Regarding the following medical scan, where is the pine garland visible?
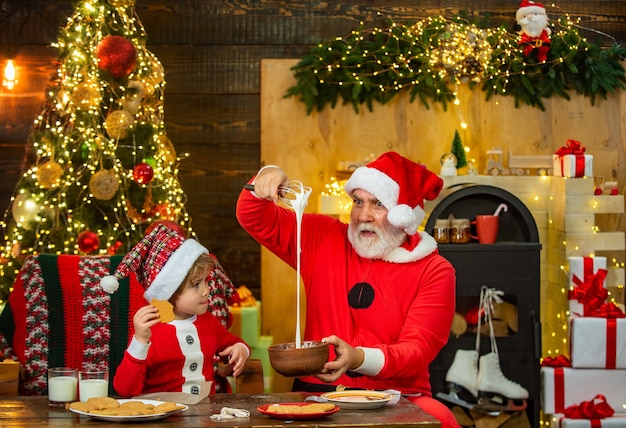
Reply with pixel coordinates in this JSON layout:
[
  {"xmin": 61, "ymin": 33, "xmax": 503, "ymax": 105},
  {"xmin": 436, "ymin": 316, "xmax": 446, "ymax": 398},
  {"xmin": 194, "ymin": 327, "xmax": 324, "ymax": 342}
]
[{"xmin": 286, "ymin": 15, "xmax": 626, "ymax": 113}]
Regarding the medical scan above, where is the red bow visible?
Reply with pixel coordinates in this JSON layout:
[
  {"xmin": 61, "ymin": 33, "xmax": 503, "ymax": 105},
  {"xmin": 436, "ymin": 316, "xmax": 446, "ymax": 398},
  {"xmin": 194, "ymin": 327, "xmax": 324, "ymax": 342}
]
[
  {"xmin": 555, "ymin": 139, "xmax": 586, "ymax": 156},
  {"xmin": 570, "ymin": 269, "xmax": 609, "ymax": 314},
  {"xmin": 587, "ymin": 301, "xmax": 626, "ymax": 318},
  {"xmin": 541, "ymin": 355, "xmax": 572, "ymax": 367},
  {"xmin": 562, "ymin": 394, "xmax": 615, "ymax": 419}
]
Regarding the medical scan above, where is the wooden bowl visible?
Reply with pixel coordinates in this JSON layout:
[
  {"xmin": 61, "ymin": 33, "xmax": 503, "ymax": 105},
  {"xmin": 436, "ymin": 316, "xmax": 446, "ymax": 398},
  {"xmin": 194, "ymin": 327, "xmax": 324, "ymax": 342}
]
[{"xmin": 268, "ymin": 340, "xmax": 329, "ymax": 377}]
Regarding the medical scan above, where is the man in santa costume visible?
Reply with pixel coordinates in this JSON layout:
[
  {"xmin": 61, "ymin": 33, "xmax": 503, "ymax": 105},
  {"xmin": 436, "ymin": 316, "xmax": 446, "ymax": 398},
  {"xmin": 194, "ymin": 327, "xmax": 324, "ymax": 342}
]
[
  {"xmin": 237, "ymin": 152, "xmax": 459, "ymax": 427},
  {"xmin": 516, "ymin": 0, "xmax": 551, "ymax": 62},
  {"xmin": 100, "ymin": 224, "xmax": 250, "ymax": 397}
]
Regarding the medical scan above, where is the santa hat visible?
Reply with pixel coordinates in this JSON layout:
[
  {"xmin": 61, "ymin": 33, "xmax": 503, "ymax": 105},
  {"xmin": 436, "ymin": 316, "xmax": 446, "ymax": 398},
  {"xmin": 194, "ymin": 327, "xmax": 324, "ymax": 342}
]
[
  {"xmin": 344, "ymin": 152, "xmax": 443, "ymax": 235},
  {"xmin": 100, "ymin": 223, "xmax": 208, "ymax": 301},
  {"xmin": 516, "ymin": 0, "xmax": 546, "ymax": 21}
]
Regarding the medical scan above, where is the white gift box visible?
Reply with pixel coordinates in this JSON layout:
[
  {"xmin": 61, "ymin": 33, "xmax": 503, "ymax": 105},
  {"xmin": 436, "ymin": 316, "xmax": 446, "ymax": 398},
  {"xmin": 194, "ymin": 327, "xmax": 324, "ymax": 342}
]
[
  {"xmin": 568, "ymin": 257, "xmax": 607, "ymax": 317},
  {"xmin": 551, "ymin": 414, "xmax": 626, "ymax": 427},
  {"xmin": 553, "ymin": 153, "xmax": 593, "ymax": 177},
  {"xmin": 570, "ymin": 317, "xmax": 626, "ymax": 369},
  {"xmin": 541, "ymin": 367, "xmax": 626, "ymax": 414}
]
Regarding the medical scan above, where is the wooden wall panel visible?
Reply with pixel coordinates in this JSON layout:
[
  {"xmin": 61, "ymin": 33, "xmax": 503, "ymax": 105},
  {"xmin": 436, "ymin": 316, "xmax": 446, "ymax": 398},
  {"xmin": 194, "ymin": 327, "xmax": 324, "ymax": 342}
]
[{"xmin": 1, "ymin": 0, "xmax": 625, "ymax": 300}]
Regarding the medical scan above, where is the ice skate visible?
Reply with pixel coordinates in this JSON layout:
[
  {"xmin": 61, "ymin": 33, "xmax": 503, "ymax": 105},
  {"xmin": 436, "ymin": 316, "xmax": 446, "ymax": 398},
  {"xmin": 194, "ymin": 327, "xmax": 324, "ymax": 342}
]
[
  {"xmin": 436, "ymin": 349, "xmax": 479, "ymax": 410},
  {"xmin": 476, "ymin": 351, "xmax": 528, "ymax": 412},
  {"xmin": 473, "ymin": 286, "xmax": 528, "ymax": 413}
]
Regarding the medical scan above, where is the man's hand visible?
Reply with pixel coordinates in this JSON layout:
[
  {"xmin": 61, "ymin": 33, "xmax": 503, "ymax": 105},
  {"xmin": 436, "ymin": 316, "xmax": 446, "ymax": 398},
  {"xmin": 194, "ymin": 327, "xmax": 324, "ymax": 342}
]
[
  {"xmin": 315, "ymin": 335, "xmax": 365, "ymax": 383},
  {"xmin": 250, "ymin": 166, "xmax": 289, "ymax": 203}
]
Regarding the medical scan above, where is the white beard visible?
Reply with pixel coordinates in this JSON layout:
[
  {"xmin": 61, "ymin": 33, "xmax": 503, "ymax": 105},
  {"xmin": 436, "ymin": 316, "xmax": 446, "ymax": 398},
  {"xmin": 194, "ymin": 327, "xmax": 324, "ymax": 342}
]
[
  {"xmin": 520, "ymin": 14, "xmax": 548, "ymax": 38},
  {"xmin": 348, "ymin": 221, "xmax": 406, "ymax": 259}
]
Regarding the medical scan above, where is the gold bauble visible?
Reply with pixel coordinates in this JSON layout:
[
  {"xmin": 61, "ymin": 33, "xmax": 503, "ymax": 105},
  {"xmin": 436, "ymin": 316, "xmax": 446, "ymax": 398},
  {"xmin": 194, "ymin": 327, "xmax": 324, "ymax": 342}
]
[
  {"xmin": 108, "ymin": 0, "xmax": 135, "ymax": 6},
  {"xmin": 36, "ymin": 161, "xmax": 64, "ymax": 188},
  {"xmin": 156, "ymin": 135, "xmax": 176, "ymax": 165},
  {"xmin": 105, "ymin": 110, "xmax": 135, "ymax": 140},
  {"xmin": 89, "ymin": 169, "xmax": 119, "ymax": 201},
  {"xmin": 71, "ymin": 82, "xmax": 101, "ymax": 110}
]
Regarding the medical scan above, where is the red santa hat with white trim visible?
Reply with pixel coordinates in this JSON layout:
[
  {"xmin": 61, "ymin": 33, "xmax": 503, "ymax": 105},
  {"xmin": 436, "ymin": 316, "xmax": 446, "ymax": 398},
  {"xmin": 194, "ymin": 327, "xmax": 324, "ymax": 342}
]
[
  {"xmin": 100, "ymin": 223, "xmax": 208, "ymax": 301},
  {"xmin": 516, "ymin": 0, "xmax": 546, "ymax": 22},
  {"xmin": 344, "ymin": 151, "xmax": 443, "ymax": 235}
]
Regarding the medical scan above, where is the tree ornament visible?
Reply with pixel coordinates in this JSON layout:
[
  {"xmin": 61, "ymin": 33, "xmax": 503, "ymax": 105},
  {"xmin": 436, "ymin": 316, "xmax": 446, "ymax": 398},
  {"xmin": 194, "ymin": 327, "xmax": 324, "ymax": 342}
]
[
  {"xmin": 123, "ymin": 80, "xmax": 145, "ymax": 114},
  {"xmin": 89, "ymin": 169, "xmax": 119, "ymax": 200},
  {"xmin": 96, "ymin": 35, "xmax": 137, "ymax": 79},
  {"xmin": 108, "ymin": 240, "xmax": 123, "ymax": 255},
  {"xmin": 71, "ymin": 81, "xmax": 101, "ymax": 110},
  {"xmin": 105, "ymin": 110, "xmax": 135, "ymax": 139},
  {"xmin": 108, "ymin": 0, "xmax": 135, "ymax": 7},
  {"xmin": 11, "ymin": 192, "xmax": 39, "ymax": 226},
  {"xmin": 132, "ymin": 162, "xmax": 154, "ymax": 184},
  {"xmin": 36, "ymin": 160, "xmax": 64, "ymax": 188},
  {"xmin": 77, "ymin": 230, "xmax": 100, "ymax": 254},
  {"xmin": 156, "ymin": 135, "xmax": 176, "ymax": 164},
  {"xmin": 516, "ymin": 0, "xmax": 551, "ymax": 63}
]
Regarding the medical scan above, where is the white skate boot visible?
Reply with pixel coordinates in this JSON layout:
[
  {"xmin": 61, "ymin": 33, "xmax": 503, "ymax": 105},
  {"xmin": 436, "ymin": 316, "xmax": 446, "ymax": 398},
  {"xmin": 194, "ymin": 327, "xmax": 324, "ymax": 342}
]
[
  {"xmin": 436, "ymin": 349, "xmax": 479, "ymax": 409},
  {"xmin": 476, "ymin": 351, "xmax": 528, "ymax": 411}
]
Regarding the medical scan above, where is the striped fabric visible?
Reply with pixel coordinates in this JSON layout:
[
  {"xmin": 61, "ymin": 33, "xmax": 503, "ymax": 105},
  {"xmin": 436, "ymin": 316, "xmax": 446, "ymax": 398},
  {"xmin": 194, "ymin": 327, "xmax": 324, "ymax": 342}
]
[{"xmin": 0, "ymin": 253, "xmax": 237, "ymax": 395}]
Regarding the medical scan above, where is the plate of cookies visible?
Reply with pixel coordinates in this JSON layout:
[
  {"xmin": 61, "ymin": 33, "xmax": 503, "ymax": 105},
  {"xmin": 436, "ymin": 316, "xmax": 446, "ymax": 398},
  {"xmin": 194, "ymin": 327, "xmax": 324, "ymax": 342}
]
[
  {"xmin": 69, "ymin": 397, "xmax": 188, "ymax": 422},
  {"xmin": 257, "ymin": 402, "xmax": 339, "ymax": 420}
]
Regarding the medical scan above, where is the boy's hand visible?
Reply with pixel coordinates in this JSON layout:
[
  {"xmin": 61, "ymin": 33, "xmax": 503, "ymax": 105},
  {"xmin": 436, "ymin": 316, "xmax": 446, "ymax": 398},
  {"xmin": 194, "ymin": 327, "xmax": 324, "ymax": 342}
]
[
  {"xmin": 218, "ymin": 344, "xmax": 250, "ymax": 377},
  {"xmin": 133, "ymin": 304, "xmax": 161, "ymax": 344}
]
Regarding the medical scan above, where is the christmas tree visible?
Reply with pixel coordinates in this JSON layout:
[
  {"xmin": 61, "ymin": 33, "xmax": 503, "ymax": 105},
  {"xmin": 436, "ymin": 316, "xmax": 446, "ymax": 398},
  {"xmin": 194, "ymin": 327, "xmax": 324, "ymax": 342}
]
[
  {"xmin": 450, "ymin": 129, "xmax": 467, "ymax": 169},
  {"xmin": 0, "ymin": 0, "xmax": 192, "ymax": 303}
]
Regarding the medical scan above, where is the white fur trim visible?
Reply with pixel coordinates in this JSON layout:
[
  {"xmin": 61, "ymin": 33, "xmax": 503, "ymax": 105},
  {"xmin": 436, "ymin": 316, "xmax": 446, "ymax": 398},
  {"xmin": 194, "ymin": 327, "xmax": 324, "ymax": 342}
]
[
  {"xmin": 352, "ymin": 346, "xmax": 384, "ymax": 376},
  {"xmin": 144, "ymin": 239, "xmax": 208, "ymax": 301},
  {"xmin": 344, "ymin": 166, "xmax": 399, "ymax": 211},
  {"xmin": 383, "ymin": 232, "xmax": 438, "ymax": 263},
  {"xmin": 100, "ymin": 275, "xmax": 120, "ymax": 294}
]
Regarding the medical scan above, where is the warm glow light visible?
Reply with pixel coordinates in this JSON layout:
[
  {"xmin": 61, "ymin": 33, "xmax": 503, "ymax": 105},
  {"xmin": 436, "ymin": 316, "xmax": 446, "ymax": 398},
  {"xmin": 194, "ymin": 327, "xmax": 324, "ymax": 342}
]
[{"xmin": 2, "ymin": 59, "xmax": 17, "ymax": 90}]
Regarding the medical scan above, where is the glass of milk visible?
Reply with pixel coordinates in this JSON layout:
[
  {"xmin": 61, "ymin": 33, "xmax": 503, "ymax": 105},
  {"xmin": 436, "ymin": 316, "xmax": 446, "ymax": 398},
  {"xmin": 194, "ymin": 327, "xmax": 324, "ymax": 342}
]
[
  {"xmin": 48, "ymin": 367, "xmax": 78, "ymax": 407},
  {"xmin": 79, "ymin": 369, "xmax": 109, "ymax": 402}
]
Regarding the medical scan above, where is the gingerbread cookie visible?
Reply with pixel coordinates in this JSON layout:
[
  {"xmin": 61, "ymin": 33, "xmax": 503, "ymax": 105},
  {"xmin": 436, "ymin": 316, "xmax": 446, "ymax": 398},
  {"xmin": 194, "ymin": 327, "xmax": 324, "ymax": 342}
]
[{"xmin": 150, "ymin": 299, "xmax": 175, "ymax": 323}]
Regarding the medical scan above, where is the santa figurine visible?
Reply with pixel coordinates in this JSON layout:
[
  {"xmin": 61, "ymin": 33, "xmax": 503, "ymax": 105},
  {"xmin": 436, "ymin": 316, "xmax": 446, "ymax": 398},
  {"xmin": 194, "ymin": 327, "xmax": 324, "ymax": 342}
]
[{"xmin": 516, "ymin": 0, "xmax": 551, "ymax": 62}]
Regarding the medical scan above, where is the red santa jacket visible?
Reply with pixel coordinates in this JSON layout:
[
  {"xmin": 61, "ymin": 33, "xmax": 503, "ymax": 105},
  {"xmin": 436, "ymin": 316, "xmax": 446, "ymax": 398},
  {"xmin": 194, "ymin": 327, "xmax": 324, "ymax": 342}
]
[
  {"xmin": 113, "ymin": 312, "xmax": 249, "ymax": 397},
  {"xmin": 236, "ymin": 187, "xmax": 455, "ymax": 397}
]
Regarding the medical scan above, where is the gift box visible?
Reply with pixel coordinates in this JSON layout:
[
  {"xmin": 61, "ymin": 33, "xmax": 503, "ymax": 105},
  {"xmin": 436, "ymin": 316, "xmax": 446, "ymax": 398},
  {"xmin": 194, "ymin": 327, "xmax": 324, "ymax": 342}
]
[
  {"xmin": 229, "ymin": 301, "xmax": 261, "ymax": 347},
  {"xmin": 0, "ymin": 360, "xmax": 20, "ymax": 395},
  {"xmin": 250, "ymin": 335, "xmax": 273, "ymax": 392},
  {"xmin": 541, "ymin": 367, "xmax": 626, "ymax": 414},
  {"xmin": 553, "ymin": 140, "xmax": 593, "ymax": 178},
  {"xmin": 570, "ymin": 318, "xmax": 626, "ymax": 369},
  {"xmin": 551, "ymin": 414, "xmax": 626, "ymax": 427},
  {"xmin": 568, "ymin": 257, "xmax": 607, "ymax": 317}
]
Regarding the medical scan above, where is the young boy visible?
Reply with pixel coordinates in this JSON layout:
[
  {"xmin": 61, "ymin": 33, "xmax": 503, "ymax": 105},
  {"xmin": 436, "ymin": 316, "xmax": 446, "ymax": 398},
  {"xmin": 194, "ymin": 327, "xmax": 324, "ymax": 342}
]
[{"xmin": 100, "ymin": 224, "xmax": 250, "ymax": 397}]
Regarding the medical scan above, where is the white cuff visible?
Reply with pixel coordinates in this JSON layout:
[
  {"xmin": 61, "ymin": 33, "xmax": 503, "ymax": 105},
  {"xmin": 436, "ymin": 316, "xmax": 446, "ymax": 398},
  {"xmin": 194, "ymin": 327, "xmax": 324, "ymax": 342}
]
[
  {"xmin": 128, "ymin": 336, "xmax": 150, "ymax": 360},
  {"xmin": 352, "ymin": 346, "xmax": 384, "ymax": 376}
]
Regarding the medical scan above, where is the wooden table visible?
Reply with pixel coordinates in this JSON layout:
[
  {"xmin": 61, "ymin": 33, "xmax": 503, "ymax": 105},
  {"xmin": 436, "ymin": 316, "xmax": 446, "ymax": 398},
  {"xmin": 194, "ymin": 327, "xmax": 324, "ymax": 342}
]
[{"xmin": 0, "ymin": 392, "xmax": 441, "ymax": 427}]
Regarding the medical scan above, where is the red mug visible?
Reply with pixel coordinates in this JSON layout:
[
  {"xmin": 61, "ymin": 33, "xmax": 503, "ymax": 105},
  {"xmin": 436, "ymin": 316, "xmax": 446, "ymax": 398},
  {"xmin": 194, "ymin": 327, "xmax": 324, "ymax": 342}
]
[{"xmin": 470, "ymin": 215, "xmax": 499, "ymax": 244}]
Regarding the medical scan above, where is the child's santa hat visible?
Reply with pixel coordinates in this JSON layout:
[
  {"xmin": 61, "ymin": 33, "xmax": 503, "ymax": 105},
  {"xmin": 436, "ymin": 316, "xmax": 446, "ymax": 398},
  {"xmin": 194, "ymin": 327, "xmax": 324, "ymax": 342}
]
[
  {"xmin": 516, "ymin": 0, "xmax": 546, "ymax": 22},
  {"xmin": 344, "ymin": 152, "xmax": 443, "ymax": 235},
  {"xmin": 100, "ymin": 223, "xmax": 208, "ymax": 301}
]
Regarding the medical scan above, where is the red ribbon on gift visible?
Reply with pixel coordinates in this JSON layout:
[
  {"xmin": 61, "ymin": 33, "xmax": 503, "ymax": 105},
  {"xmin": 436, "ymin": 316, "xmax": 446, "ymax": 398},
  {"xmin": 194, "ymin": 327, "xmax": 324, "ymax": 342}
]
[
  {"xmin": 555, "ymin": 139, "xmax": 586, "ymax": 176},
  {"xmin": 541, "ymin": 355, "xmax": 572, "ymax": 367},
  {"xmin": 570, "ymin": 269, "xmax": 609, "ymax": 315},
  {"xmin": 562, "ymin": 394, "xmax": 615, "ymax": 420}
]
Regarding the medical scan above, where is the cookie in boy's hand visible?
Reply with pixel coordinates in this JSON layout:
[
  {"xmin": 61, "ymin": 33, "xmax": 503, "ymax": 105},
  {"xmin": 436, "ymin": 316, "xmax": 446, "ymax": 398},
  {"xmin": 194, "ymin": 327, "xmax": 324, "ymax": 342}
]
[{"xmin": 150, "ymin": 299, "xmax": 175, "ymax": 323}]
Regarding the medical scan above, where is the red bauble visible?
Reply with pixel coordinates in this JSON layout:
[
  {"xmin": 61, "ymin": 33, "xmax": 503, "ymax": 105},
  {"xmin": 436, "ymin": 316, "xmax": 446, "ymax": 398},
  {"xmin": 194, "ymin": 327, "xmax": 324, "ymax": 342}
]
[
  {"xmin": 108, "ymin": 240, "xmax": 123, "ymax": 255},
  {"xmin": 132, "ymin": 163, "xmax": 154, "ymax": 184},
  {"xmin": 97, "ymin": 35, "xmax": 137, "ymax": 79},
  {"xmin": 77, "ymin": 230, "xmax": 100, "ymax": 254},
  {"xmin": 145, "ymin": 220, "xmax": 186, "ymax": 237}
]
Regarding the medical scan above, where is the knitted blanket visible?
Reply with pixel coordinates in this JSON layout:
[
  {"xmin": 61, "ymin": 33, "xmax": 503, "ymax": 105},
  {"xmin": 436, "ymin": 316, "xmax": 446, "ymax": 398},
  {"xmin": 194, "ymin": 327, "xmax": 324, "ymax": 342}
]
[{"xmin": 0, "ymin": 253, "xmax": 237, "ymax": 395}]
